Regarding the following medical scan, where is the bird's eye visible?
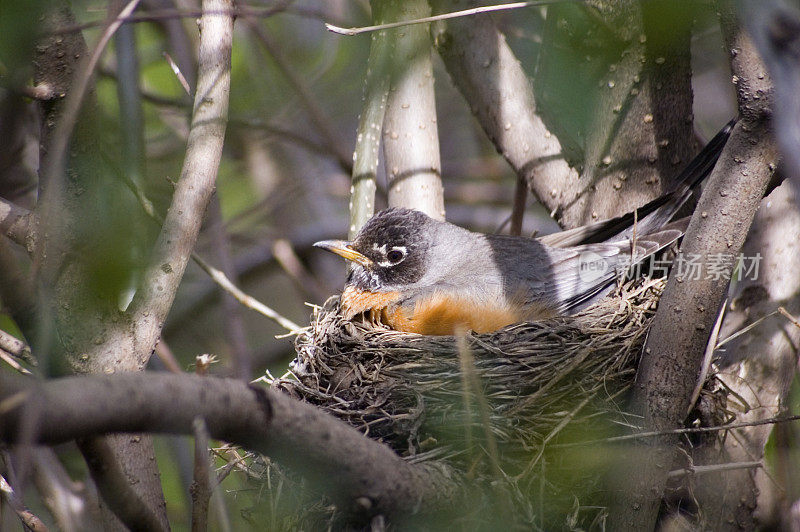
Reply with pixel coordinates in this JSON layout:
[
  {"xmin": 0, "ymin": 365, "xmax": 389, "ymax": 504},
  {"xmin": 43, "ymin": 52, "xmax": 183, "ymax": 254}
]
[{"xmin": 386, "ymin": 247, "xmax": 406, "ymax": 263}]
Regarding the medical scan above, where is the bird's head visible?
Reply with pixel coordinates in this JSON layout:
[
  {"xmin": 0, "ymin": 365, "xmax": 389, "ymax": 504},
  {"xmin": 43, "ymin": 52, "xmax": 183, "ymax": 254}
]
[{"xmin": 314, "ymin": 208, "xmax": 433, "ymax": 292}]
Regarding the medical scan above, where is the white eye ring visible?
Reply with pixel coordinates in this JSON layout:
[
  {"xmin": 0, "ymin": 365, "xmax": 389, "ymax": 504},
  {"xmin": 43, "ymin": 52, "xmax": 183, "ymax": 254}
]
[{"xmin": 378, "ymin": 246, "xmax": 407, "ymax": 267}]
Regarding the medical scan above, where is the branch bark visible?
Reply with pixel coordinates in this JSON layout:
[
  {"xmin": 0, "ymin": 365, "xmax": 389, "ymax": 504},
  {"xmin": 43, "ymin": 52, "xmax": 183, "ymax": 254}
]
[
  {"xmin": 381, "ymin": 0, "xmax": 445, "ymax": 219},
  {"xmin": 430, "ymin": 0, "xmax": 577, "ymax": 222},
  {"xmin": 77, "ymin": 436, "xmax": 167, "ymax": 532},
  {"xmin": 190, "ymin": 418, "xmax": 211, "ymax": 532},
  {"xmin": 0, "ymin": 195, "xmax": 34, "ymax": 250},
  {"xmin": 349, "ymin": 3, "xmax": 393, "ymax": 238},
  {"xmin": 0, "ymin": 372, "xmax": 457, "ymax": 523},
  {"xmin": 692, "ymin": 180, "xmax": 800, "ymax": 530},
  {"xmin": 609, "ymin": 5, "xmax": 778, "ymax": 527},
  {"xmin": 27, "ymin": 0, "xmax": 233, "ymax": 528},
  {"xmin": 128, "ymin": 0, "xmax": 233, "ymax": 353}
]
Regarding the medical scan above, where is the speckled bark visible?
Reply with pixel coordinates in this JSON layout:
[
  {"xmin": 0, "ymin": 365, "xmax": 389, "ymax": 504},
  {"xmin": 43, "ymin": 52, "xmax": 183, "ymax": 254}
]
[
  {"xmin": 609, "ymin": 5, "xmax": 778, "ymax": 527},
  {"xmin": 349, "ymin": 3, "xmax": 392, "ymax": 238},
  {"xmin": 432, "ymin": 1, "xmax": 695, "ymax": 229},
  {"xmin": 381, "ymin": 0, "xmax": 444, "ymax": 220},
  {"xmin": 691, "ymin": 180, "xmax": 800, "ymax": 530},
  {"xmin": 29, "ymin": 1, "xmax": 234, "ymax": 529},
  {"xmin": 431, "ymin": 0, "xmax": 579, "ymax": 224},
  {"xmin": 536, "ymin": 0, "xmax": 696, "ymax": 227}
]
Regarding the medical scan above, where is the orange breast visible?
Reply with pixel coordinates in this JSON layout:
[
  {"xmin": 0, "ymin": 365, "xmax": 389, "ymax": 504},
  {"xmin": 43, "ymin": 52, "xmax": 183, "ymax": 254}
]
[
  {"xmin": 341, "ymin": 286, "xmax": 555, "ymax": 335},
  {"xmin": 383, "ymin": 293, "xmax": 555, "ymax": 336}
]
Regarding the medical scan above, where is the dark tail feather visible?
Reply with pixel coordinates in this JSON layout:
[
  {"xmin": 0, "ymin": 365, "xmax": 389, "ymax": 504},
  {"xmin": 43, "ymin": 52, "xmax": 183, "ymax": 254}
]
[{"xmin": 540, "ymin": 118, "xmax": 736, "ymax": 248}]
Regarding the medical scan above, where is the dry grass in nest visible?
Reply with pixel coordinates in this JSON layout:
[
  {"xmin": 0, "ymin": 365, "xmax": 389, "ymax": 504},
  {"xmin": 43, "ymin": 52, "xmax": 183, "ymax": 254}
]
[
  {"xmin": 274, "ymin": 278, "xmax": 666, "ymax": 472},
  {"xmin": 259, "ymin": 276, "xmax": 732, "ymax": 528}
]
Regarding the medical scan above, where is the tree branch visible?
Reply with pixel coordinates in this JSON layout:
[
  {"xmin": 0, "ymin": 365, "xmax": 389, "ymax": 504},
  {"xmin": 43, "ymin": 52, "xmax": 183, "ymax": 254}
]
[
  {"xmin": 190, "ymin": 418, "xmax": 211, "ymax": 532},
  {"xmin": 692, "ymin": 180, "xmax": 800, "ymax": 530},
  {"xmin": 534, "ymin": 0, "xmax": 696, "ymax": 226},
  {"xmin": 609, "ymin": 5, "xmax": 778, "ymax": 527},
  {"xmin": 0, "ymin": 471, "xmax": 49, "ymax": 532},
  {"xmin": 381, "ymin": 0, "xmax": 445, "ymax": 219},
  {"xmin": 76, "ymin": 436, "xmax": 167, "ymax": 532},
  {"xmin": 0, "ymin": 196, "xmax": 34, "ymax": 250},
  {"xmin": 430, "ymin": 0, "xmax": 578, "ymax": 223},
  {"xmin": 348, "ymin": 2, "xmax": 393, "ymax": 238},
  {"xmin": 0, "ymin": 372, "xmax": 456, "ymax": 522},
  {"xmin": 128, "ymin": 0, "xmax": 234, "ymax": 342}
]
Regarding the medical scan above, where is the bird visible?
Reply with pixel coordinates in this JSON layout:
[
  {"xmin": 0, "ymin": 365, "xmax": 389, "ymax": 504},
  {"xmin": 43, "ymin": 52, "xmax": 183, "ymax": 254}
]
[{"xmin": 315, "ymin": 120, "xmax": 736, "ymax": 336}]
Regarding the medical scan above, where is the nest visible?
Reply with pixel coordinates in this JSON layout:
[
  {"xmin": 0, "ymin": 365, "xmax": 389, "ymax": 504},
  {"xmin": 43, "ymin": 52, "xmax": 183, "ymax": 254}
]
[
  {"xmin": 277, "ymin": 278, "xmax": 656, "ymax": 460},
  {"xmin": 263, "ymin": 277, "xmax": 731, "ymax": 527}
]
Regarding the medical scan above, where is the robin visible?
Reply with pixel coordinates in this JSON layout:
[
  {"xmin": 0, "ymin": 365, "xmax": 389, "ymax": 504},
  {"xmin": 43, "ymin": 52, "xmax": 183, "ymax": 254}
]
[{"xmin": 315, "ymin": 120, "xmax": 735, "ymax": 336}]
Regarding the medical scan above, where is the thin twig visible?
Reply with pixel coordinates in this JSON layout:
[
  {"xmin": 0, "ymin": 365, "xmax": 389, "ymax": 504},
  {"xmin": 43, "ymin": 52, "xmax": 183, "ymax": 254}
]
[
  {"xmin": 98, "ymin": 65, "xmax": 188, "ymax": 108},
  {"xmin": 246, "ymin": 20, "xmax": 351, "ymax": 170},
  {"xmin": 30, "ymin": 447, "xmax": 89, "ymax": 530},
  {"xmin": 509, "ymin": 177, "xmax": 527, "ymax": 236},
  {"xmin": 190, "ymin": 417, "xmax": 211, "ymax": 532},
  {"xmin": 517, "ymin": 395, "xmax": 594, "ymax": 480},
  {"xmin": 325, "ymin": 0, "xmax": 578, "ymax": 36},
  {"xmin": 211, "ymin": 447, "xmax": 249, "ymax": 485},
  {"xmin": 163, "ymin": 52, "xmax": 193, "ymax": 95},
  {"xmin": 232, "ymin": 119, "xmax": 348, "ymax": 170},
  {"xmin": 688, "ymin": 301, "xmax": 726, "ymax": 415},
  {"xmin": 193, "ymin": 255, "xmax": 302, "ymax": 332},
  {"xmin": 0, "ymin": 349, "xmax": 32, "ymax": 375},
  {"xmin": 667, "ymin": 460, "xmax": 762, "ymax": 479},
  {"xmin": 551, "ymin": 414, "xmax": 800, "ymax": 449},
  {"xmin": 0, "ymin": 473, "xmax": 49, "ymax": 532},
  {"xmin": 715, "ymin": 309, "xmax": 780, "ymax": 349},
  {"xmin": 456, "ymin": 330, "xmax": 502, "ymax": 479},
  {"xmin": 778, "ymin": 306, "xmax": 800, "ymax": 330},
  {"xmin": 119, "ymin": 162, "xmax": 302, "ymax": 333},
  {"xmin": 208, "ymin": 197, "xmax": 252, "ymax": 380},
  {"xmin": 50, "ymin": 5, "xmax": 289, "ymax": 35},
  {"xmin": 0, "ymin": 329, "xmax": 35, "ymax": 366},
  {"xmin": 272, "ymin": 238, "xmax": 330, "ymax": 303},
  {"xmin": 154, "ymin": 341, "xmax": 183, "ymax": 374}
]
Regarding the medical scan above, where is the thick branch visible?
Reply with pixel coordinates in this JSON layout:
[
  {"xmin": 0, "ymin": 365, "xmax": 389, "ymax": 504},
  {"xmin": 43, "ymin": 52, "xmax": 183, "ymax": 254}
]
[
  {"xmin": 693, "ymin": 180, "xmax": 800, "ymax": 530},
  {"xmin": 381, "ymin": 0, "xmax": 445, "ymax": 219},
  {"xmin": 609, "ymin": 10, "xmax": 777, "ymax": 528},
  {"xmin": 31, "ymin": 5, "xmax": 171, "ymax": 527},
  {"xmin": 684, "ymin": 6, "xmax": 798, "ymax": 529},
  {"xmin": 0, "ymin": 373, "xmax": 455, "ymax": 521},
  {"xmin": 534, "ymin": 0, "xmax": 695, "ymax": 226},
  {"xmin": 77, "ymin": 436, "xmax": 167, "ymax": 532},
  {"xmin": 430, "ymin": 0, "xmax": 577, "ymax": 220},
  {"xmin": 349, "ymin": 2, "xmax": 392, "ymax": 238}
]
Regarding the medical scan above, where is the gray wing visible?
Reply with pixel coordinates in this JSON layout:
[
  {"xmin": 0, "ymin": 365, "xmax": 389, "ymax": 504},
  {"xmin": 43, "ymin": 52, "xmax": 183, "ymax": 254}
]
[{"xmin": 487, "ymin": 220, "xmax": 687, "ymax": 314}]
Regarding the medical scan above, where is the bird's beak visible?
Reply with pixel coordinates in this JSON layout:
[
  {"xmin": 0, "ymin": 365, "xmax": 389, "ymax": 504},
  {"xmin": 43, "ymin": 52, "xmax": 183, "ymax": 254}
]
[{"xmin": 313, "ymin": 240, "xmax": 372, "ymax": 267}]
